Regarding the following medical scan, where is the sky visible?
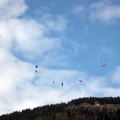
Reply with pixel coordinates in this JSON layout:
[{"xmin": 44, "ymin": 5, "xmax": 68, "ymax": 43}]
[{"xmin": 0, "ymin": 0, "xmax": 120, "ymax": 115}]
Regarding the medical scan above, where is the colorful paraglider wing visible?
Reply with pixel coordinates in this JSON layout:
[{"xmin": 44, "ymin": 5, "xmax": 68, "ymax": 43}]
[
  {"xmin": 35, "ymin": 70, "xmax": 37, "ymax": 73},
  {"xmin": 102, "ymin": 64, "xmax": 106, "ymax": 67},
  {"xmin": 35, "ymin": 65, "xmax": 38, "ymax": 68},
  {"xmin": 79, "ymin": 80, "xmax": 82, "ymax": 83}
]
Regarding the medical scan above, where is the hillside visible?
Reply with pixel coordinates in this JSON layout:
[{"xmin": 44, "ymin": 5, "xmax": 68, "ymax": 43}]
[{"xmin": 0, "ymin": 97, "xmax": 120, "ymax": 120}]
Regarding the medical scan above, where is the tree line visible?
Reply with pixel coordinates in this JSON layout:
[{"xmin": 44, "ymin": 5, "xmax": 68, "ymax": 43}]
[{"xmin": 0, "ymin": 96, "xmax": 120, "ymax": 120}]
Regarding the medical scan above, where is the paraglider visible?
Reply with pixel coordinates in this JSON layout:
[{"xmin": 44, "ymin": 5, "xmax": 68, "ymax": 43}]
[
  {"xmin": 35, "ymin": 70, "xmax": 37, "ymax": 73},
  {"xmin": 61, "ymin": 83, "xmax": 63, "ymax": 87},
  {"xmin": 97, "ymin": 64, "xmax": 107, "ymax": 75},
  {"xmin": 79, "ymin": 80, "xmax": 82, "ymax": 83},
  {"xmin": 35, "ymin": 65, "xmax": 38, "ymax": 74},
  {"xmin": 35, "ymin": 65, "xmax": 38, "ymax": 68},
  {"xmin": 102, "ymin": 64, "xmax": 106, "ymax": 67},
  {"xmin": 53, "ymin": 81, "xmax": 54, "ymax": 84}
]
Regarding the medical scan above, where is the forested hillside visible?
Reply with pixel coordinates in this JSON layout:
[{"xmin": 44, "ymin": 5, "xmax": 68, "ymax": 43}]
[{"xmin": 0, "ymin": 97, "xmax": 120, "ymax": 120}]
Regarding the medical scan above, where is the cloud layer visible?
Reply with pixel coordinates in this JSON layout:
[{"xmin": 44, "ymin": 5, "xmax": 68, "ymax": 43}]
[
  {"xmin": 73, "ymin": 0, "xmax": 120, "ymax": 23},
  {"xmin": 90, "ymin": 1, "xmax": 120, "ymax": 23},
  {"xmin": 0, "ymin": 0, "xmax": 27, "ymax": 19}
]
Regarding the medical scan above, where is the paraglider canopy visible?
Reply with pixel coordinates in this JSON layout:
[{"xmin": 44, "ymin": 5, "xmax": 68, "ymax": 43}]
[
  {"xmin": 102, "ymin": 64, "xmax": 106, "ymax": 67},
  {"xmin": 35, "ymin": 65, "xmax": 38, "ymax": 68},
  {"xmin": 79, "ymin": 80, "xmax": 82, "ymax": 83},
  {"xmin": 35, "ymin": 70, "xmax": 37, "ymax": 73}
]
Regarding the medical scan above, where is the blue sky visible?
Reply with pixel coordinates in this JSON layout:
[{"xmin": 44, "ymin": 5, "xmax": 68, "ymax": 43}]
[{"xmin": 0, "ymin": 0, "xmax": 120, "ymax": 115}]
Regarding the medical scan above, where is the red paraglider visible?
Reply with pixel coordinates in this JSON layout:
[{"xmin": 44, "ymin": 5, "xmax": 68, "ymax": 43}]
[{"xmin": 102, "ymin": 64, "xmax": 106, "ymax": 67}]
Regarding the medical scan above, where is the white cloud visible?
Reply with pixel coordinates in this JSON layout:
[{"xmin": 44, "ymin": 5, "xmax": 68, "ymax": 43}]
[
  {"xmin": 45, "ymin": 15, "xmax": 68, "ymax": 32},
  {"xmin": 112, "ymin": 66, "xmax": 120, "ymax": 84},
  {"xmin": 0, "ymin": 18, "xmax": 63, "ymax": 61},
  {"xmin": 72, "ymin": 5, "xmax": 85, "ymax": 15},
  {"xmin": 100, "ymin": 46, "xmax": 115, "ymax": 58},
  {"xmin": 0, "ymin": 0, "xmax": 68, "ymax": 115},
  {"xmin": 72, "ymin": 1, "xmax": 120, "ymax": 24},
  {"xmin": 0, "ymin": 0, "xmax": 28, "ymax": 19},
  {"xmin": 40, "ymin": 51, "xmax": 68, "ymax": 67},
  {"xmin": 70, "ymin": 41, "xmax": 88, "ymax": 54},
  {"xmin": 35, "ymin": 8, "xmax": 68, "ymax": 33},
  {"xmin": 89, "ymin": 1, "xmax": 120, "ymax": 23},
  {"xmin": 102, "ymin": 87, "xmax": 120, "ymax": 96}
]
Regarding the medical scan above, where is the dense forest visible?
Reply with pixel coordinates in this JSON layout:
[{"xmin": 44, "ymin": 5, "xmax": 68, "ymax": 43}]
[{"xmin": 0, "ymin": 97, "xmax": 120, "ymax": 120}]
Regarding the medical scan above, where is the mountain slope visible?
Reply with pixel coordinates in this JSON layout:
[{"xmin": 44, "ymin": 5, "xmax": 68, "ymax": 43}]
[{"xmin": 0, "ymin": 97, "xmax": 120, "ymax": 120}]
